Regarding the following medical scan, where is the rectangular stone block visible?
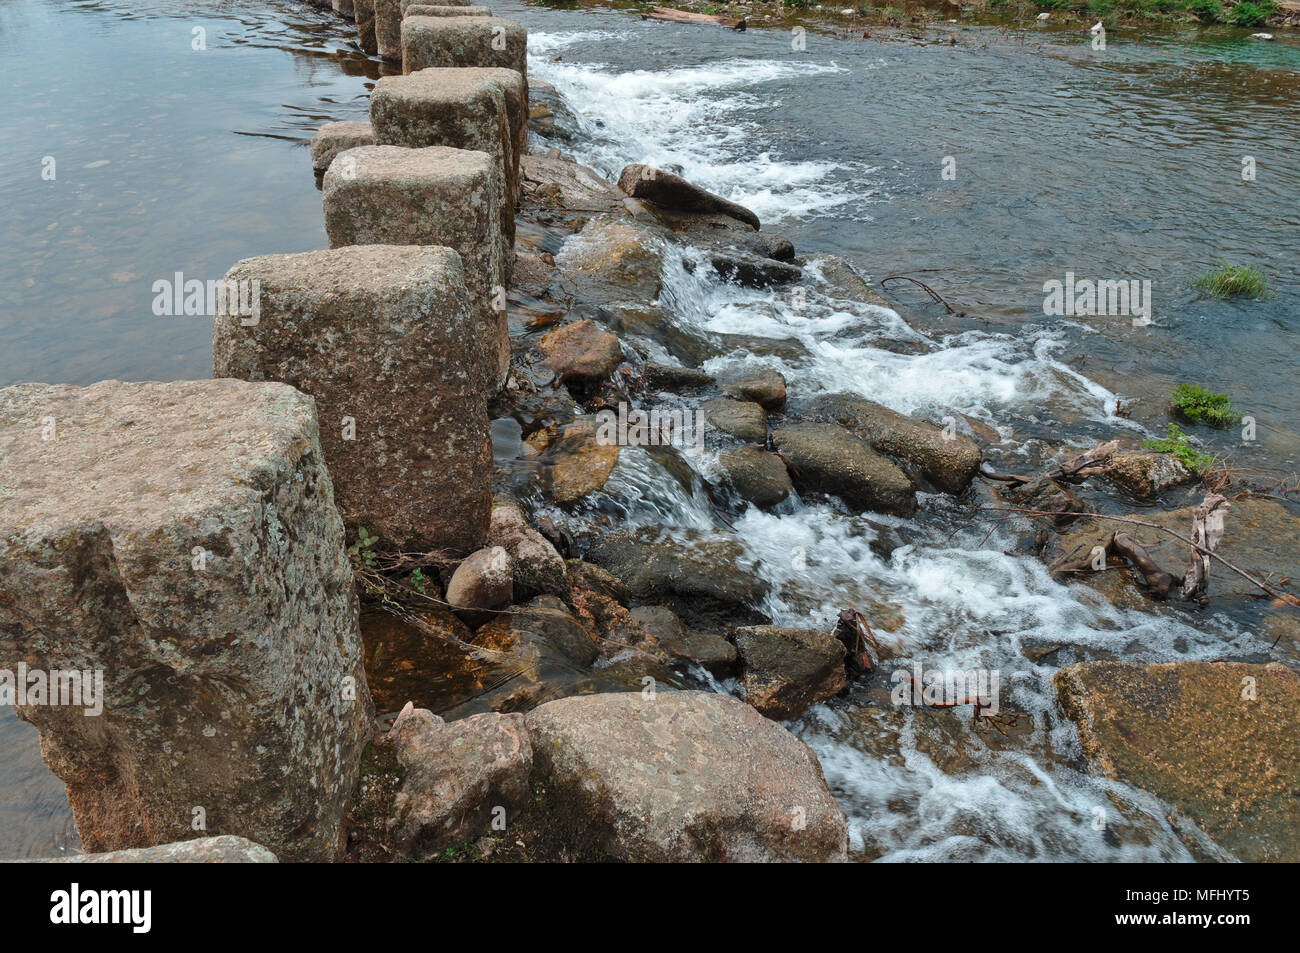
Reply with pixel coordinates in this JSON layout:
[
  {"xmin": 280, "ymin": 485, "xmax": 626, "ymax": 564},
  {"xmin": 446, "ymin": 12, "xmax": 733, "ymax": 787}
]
[
  {"xmin": 333, "ymin": 0, "xmax": 355, "ymax": 18},
  {"xmin": 406, "ymin": 4, "xmax": 492, "ymax": 16},
  {"xmin": 374, "ymin": 0, "xmax": 403, "ymax": 62},
  {"xmin": 370, "ymin": 68, "xmax": 525, "ymax": 252},
  {"xmin": 401, "ymin": 16, "xmax": 527, "ymax": 84},
  {"xmin": 0, "ymin": 379, "xmax": 374, "ymax": 862},
  {"xmin": 322, "ymin": 145, "xmax": 508, "ymax": 385},
  {"xmin": 213, "ymin": 244, "xmax": 493, "ymax": 552},
  {"xmin": 310, "ymin": 120, "xmax": 375, "ymax": 174},
  {"xmin": 354, "ymin": 0, "xmax": 378, "ymax": 56},
  {"xmin": 401, "ymin": 0, "xmax": 474, "ymax": 11}
]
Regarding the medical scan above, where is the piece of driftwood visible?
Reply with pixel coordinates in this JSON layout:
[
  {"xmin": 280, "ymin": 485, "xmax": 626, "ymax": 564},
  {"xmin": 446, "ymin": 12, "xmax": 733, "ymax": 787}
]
[
  {"xmin": 1047, "ymin": 440, "xmax": 1120, "ymax": 484},
  {"xmin": 643, "ymin": 6, "xmax": 747, "ymax": 30},
  {"xmin": 1111, "ymin": 532, "xmax": 1178, "ymax": 599},
  {"xmin": 834, "ymin": 608, "xmax": 880, "ymax": 676},
  {"xmin": 1181, "ymin": 493, "xmax": 1229, "ymax": 603}
]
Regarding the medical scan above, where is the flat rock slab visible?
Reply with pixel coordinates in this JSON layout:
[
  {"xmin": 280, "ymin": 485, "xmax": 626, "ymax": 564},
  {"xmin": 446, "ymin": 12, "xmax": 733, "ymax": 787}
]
[
  {"xmin": 310, "ymin": 120, "xmax": 375, "ymax": 174},
  {"xmin": 521, "ymin": 154, "xmax": 623, "ymax": 216},
  {"xmin": 527, "ymin": 691, "xmax": 848, "ymax": 862},
  {"xmin": 402, "ymin": 16, "xmax": 527, "ymax": 82},
  {"xmin": 212, "ymin": 244, "xmax": 493, "ymax": 553},
  {"xmin": 0, "ymin": 380, "xmax": 373, "ymax": 861},
  {"xmin": 618, "ymin": 163, "xmax": 760, "ymax": 231},
  {"xmin": 1055, "ymin": 660, "xmax": 1300, "ymax": 862},
  {"xmin": 322, "ymin": 145, "xmax": 507, "ymax": 384},
  {"xmin": 26, "ymin": 836, "xmax": 278, "ymax": 863}
]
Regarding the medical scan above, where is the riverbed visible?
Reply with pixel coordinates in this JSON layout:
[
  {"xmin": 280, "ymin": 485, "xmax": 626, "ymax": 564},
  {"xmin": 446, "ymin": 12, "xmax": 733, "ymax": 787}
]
[{"xmin": 1, "ymin": 0, "xmax": 1296, "ymax": 859}]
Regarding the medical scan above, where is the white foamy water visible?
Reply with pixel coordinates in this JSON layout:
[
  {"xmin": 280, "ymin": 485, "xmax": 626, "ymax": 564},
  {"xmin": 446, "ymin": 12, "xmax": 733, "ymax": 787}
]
[
  {"xmin": 529, "ymin": 32, "xmax": 874, "ymax": 223},
  {"xmin": 535, "ymin": 34, "xmax": 1257, "ymax": 861}
]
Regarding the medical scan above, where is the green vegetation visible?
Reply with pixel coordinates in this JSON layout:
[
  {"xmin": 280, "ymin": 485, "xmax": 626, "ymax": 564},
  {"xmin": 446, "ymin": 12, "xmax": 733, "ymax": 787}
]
[
  {"xmin": 1228, "ymin": 0, "xmax": 1276, "ymax": 24},
  {"xmin": 1192, "ymin": 260, "xmax": 1269, "ymax": 298},
  {"xmin": 1170, "ymin": 383, "xmax": 1236, "ymax": 429},
  {"xmin": 348, "ymin": 526, "xmax": 380, "ymax": 568},
  {"xmin": 1141, "ymin": 423, "xmax": 1217, "ymax": 475},
  {"xmin": 1185, "ymin": 0, "xmax": 1224, "ymax": 21},
  {"xmin": 409, "ymin": 566, "xmax": 429, "ymax": 595}
]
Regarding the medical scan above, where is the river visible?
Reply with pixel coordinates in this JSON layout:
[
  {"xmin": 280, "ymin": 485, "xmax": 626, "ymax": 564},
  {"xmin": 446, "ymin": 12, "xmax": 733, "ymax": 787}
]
[{"xmin": 1, "ymin": 0, "xmax": 1296, "ymax": 860}]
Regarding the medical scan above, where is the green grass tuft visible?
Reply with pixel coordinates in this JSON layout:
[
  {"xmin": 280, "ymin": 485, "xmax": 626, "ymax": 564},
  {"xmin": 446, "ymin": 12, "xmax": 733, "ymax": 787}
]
[
  {"xmin": 1170, "ymin": 383, "xmax": 1236, "ymax": 429},
  {"xmin": 1192, "ymin": 260, "xmax": 1269, "ymax": 298},
  {"xmin": 1141, "ymin": 423, "xmax": 1217, "ymax": 475}
]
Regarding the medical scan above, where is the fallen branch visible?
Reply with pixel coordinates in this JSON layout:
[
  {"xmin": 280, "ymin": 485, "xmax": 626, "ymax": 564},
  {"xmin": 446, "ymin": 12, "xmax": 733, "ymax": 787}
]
[
  {"xmin": 1111, "ymin": 532, "xmax": 1178, "ymax": 599},
  {"xmin": 1181, "ymin": 493, "xmax": 1229, "ymax": 604},
  {"xmin": 880, "ymin": 274, "xmax": 958, "ymax": 314},
  {"xmin": 643, "ymin": 7, "xmax": 747, "ymax": 30},
  {"xmin": 975, "ymin": 504, "xmax": 1300, "ymax": 609}
]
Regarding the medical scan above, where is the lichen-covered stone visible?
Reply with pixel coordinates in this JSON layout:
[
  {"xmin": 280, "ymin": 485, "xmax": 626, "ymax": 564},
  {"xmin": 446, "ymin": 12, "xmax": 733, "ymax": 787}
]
[
  {"xmin": 401, "ymin": 16, "xmax": 527, "ymax": 83},
  {"xmin": 354, "ymin": 0, "xmax": 378, "ymax": 56},
  {"xmin": 405, "ymin": 4, "xmax": 491, "ymax": 16},
  {"xmin": 212, "ymin": 245, "xmax": 492, "ymax": 554},
  {"xmin": 370, "ymin": 68, "xmax": 526, "ymax": 252},
  {"xmin": 0, "ymin": 380, "xmax": 373, "ymax": 862},
  {"xmin": 527, "ymin": 691, "xmax": 848, "ymax": 862},
  {"xmin": 373, "ymin": 0, "xmax": 404, "ymax": 61},
  {"xmin": 309, "ymin": 121, "xmax": 375, "ymax": 174},
  {"xmin": 322, "ymin": 145, "xmax": 508, "ymax": 385},
  {"xmin": 1055, "ymin": 661, "xmax": 1300, "ymax": 862},
  {"xmin": 385, "ymin": 709, "xmax": 532, "ymax": 858}
]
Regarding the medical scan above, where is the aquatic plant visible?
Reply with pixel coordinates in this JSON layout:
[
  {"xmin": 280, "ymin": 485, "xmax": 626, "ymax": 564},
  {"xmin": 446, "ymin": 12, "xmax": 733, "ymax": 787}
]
[
  {"xmin": 1141, "ymin": 423, "xmax": 1217, "ymax": 474},
  {"xmin": 1192, "ymin": 260, "xmax": 1269, "ymax": 298},
  {"xmin": 1169, "ymin": 383, "xmax": 1236, "ymax": 429}
]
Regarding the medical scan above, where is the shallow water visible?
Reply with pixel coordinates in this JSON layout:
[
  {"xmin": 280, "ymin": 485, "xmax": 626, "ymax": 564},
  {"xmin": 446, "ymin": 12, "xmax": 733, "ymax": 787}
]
[{"xmin": 1, "ymin": 0, "xmax": 1296, "ymax": 859}]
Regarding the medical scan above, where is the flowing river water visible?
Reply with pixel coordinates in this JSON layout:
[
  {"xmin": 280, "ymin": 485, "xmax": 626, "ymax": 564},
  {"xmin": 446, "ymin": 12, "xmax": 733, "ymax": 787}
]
[{"xmin": 1, "ymin": 0, "xmax": 1296, "ymax": 859}]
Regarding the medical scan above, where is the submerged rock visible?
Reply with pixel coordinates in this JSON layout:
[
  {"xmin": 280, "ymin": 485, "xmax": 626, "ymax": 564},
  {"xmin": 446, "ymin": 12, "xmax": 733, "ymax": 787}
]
[
  {"xmin": 1055, "ymin": 661, "xmax": 1300, "ymax": 862},
  {"xmin": 772, "ymin": 422, "xmax": 917, "ymax": 517},
  {"xmin": 526, "ymin": 691, "xmax": 848, "ymax": 862},
  {"xmin": 708, "ymin": 248, "xmax": 802, "ymax": 288},
  {"xmin": 804, "ymin": 392, "xmax": 981, "ymax": 494},
  {"xmin": 735, "ymin": 625, "xmax": 847, "ymax": 720},
  {"xmin": 718, "ymin": 445, "xmax": 793, "ymax": 508},
  {"xmin": 617, "ymin": 163, "xmax": 760, "ymax": 231},
  {"xmin": 530, "ymin": 416, "xmax": 620, "ymax": 504}
]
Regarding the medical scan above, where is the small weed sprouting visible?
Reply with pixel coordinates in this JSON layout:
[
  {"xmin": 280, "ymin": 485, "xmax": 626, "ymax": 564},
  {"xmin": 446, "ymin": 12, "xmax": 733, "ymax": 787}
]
[{"xmin": 1170, "ymin": 383, "xmax": 1236, "ymax": 429}]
